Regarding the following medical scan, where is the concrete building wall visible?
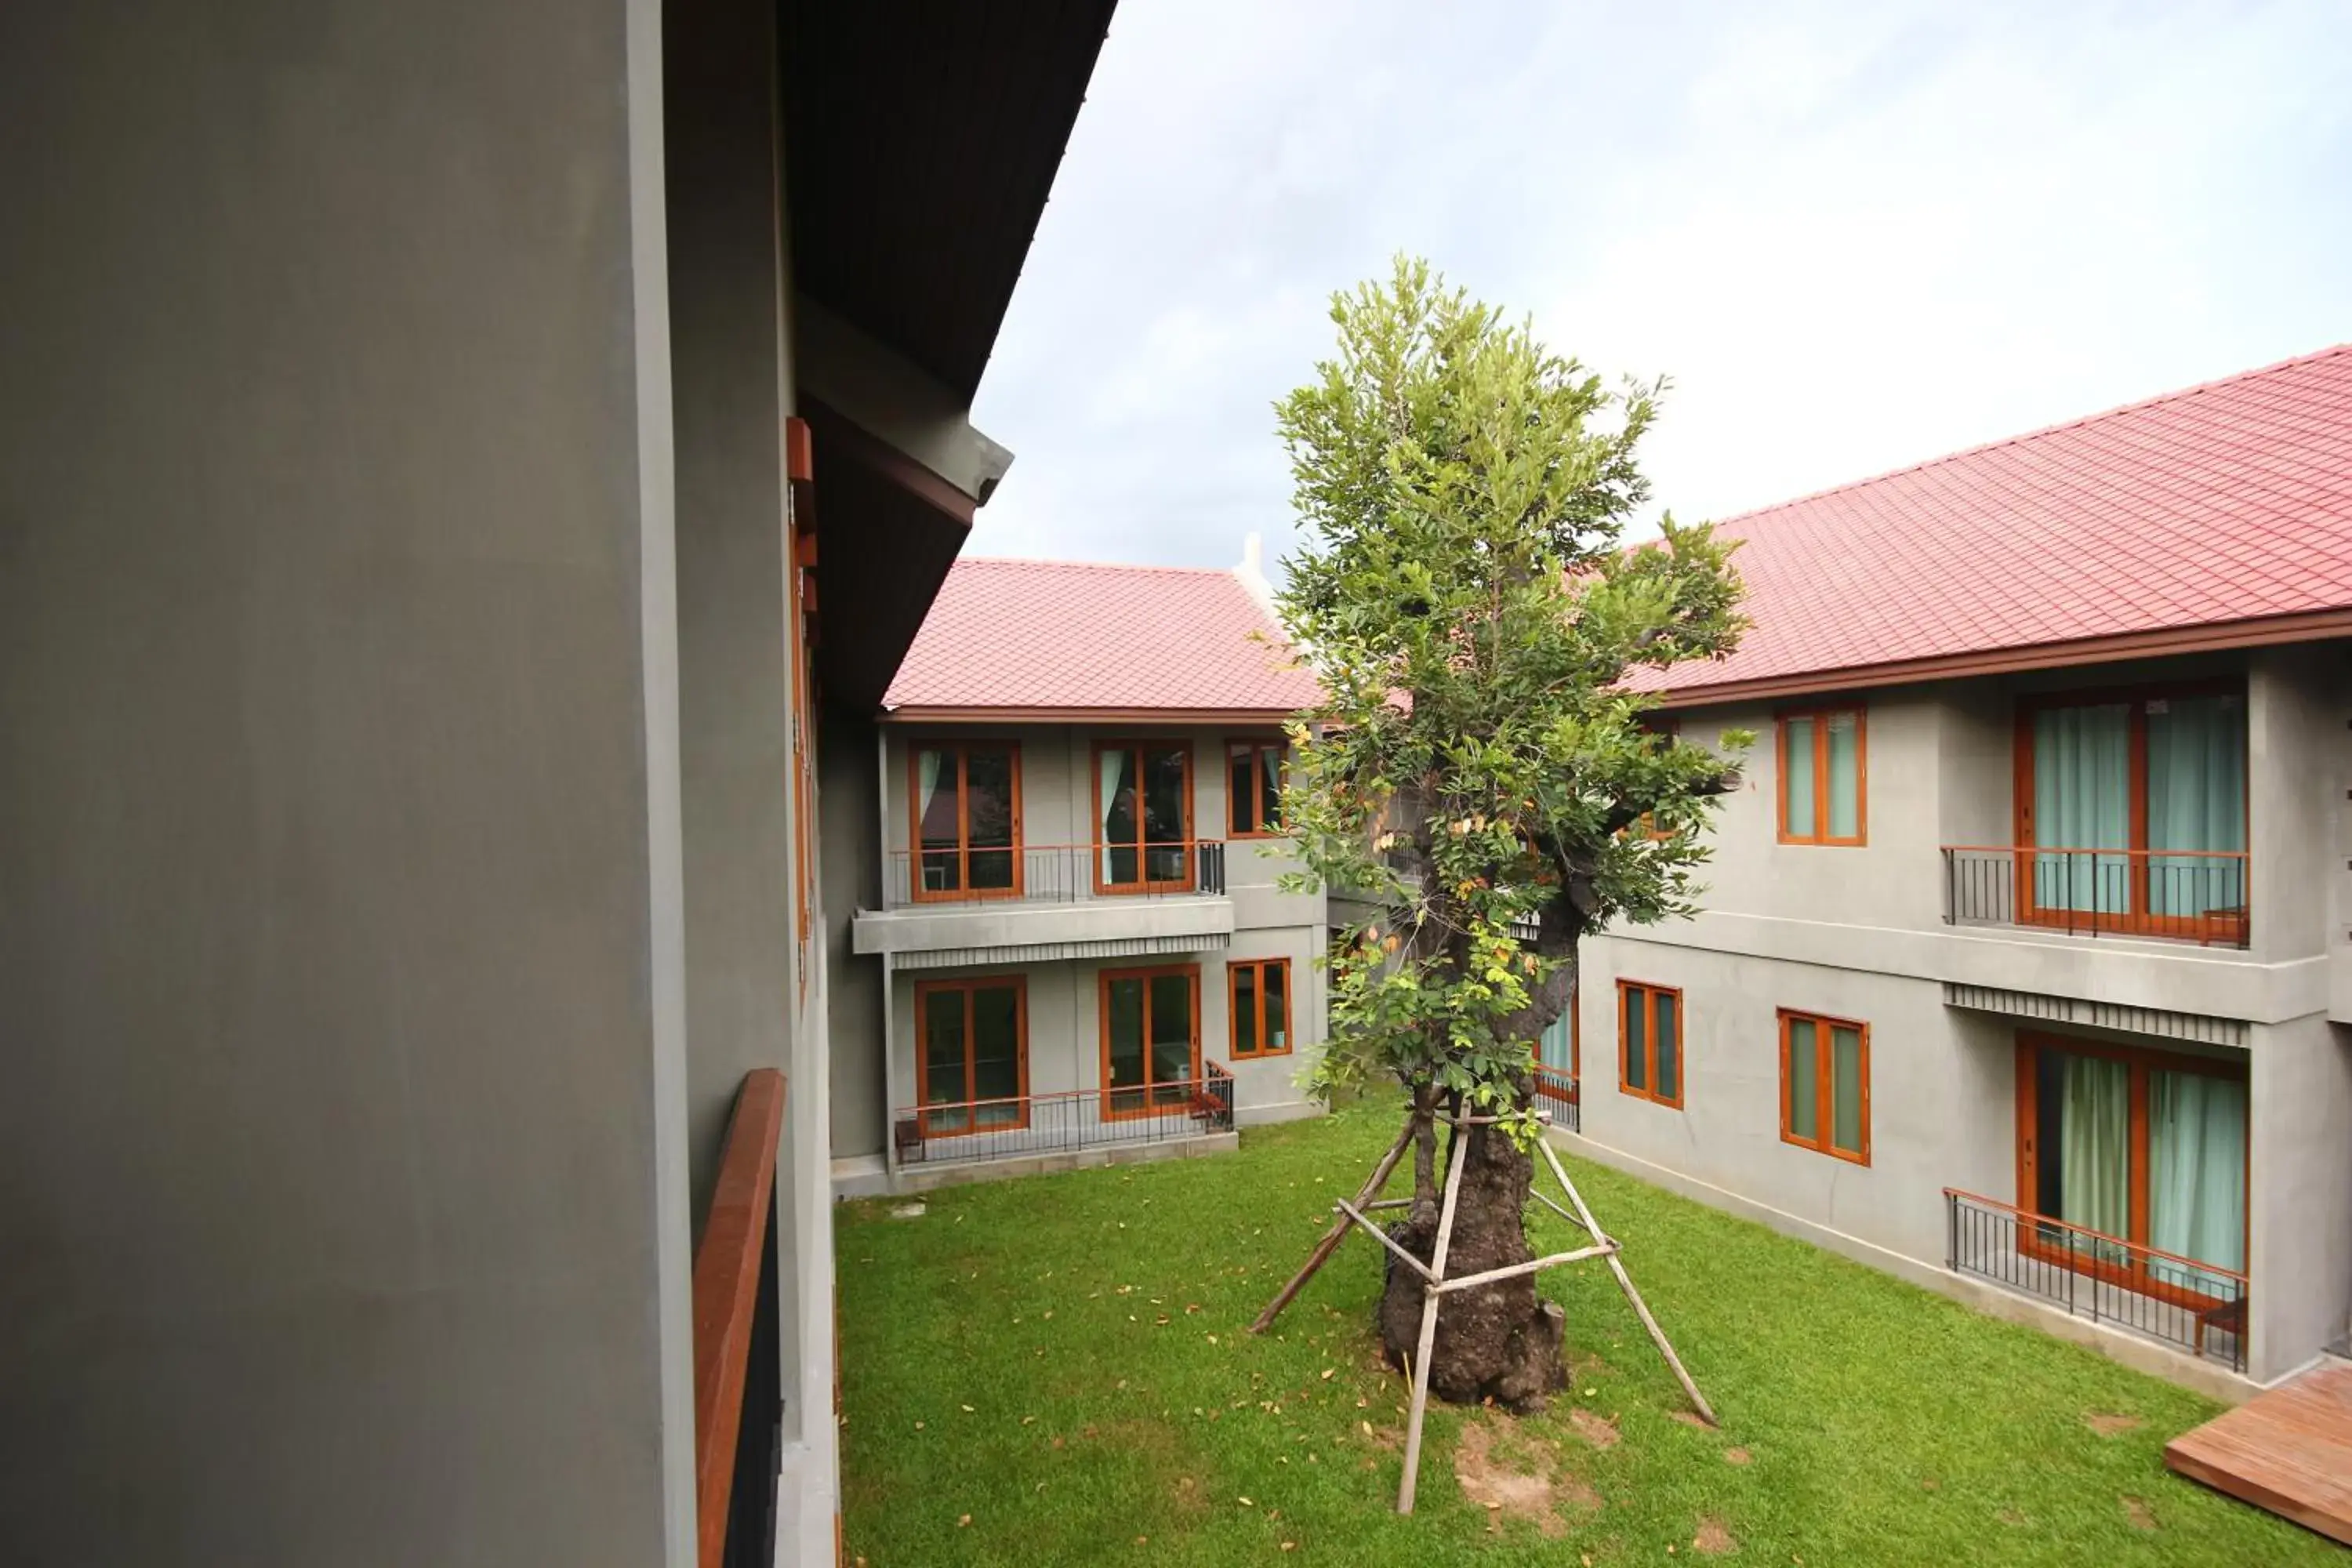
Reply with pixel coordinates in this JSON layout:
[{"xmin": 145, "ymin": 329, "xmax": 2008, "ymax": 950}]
[
  {"xmin": 826, "ymin": 706, "xmax": 888, "ymax": 1160},
  {"xmin": 0, "ymin": 3, "xmax": 694, "ymax": 1563},
  {"xmin": 2249, "ymin": 1014, "xmax": 2352, "ymax": 1377}
]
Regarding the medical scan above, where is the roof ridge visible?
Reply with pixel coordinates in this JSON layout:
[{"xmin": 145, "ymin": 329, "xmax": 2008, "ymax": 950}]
[{"xmin": 1719, "ymin": 342, "xmax": 2352, "ymax": 529}]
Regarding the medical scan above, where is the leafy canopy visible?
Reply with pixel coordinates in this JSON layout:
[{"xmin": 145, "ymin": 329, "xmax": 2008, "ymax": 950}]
[{"xmin": 1273, "ymin": 258, "xmax": 1749, "ymax": 1116}]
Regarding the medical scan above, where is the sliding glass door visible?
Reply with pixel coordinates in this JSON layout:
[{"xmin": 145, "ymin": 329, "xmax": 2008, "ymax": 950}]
[
  {"xmin": 1094, "ymin": 740, "xmax": 1192, "ymax": 892},
  {"xmin": 2018, "ymin": 1033, "xmax": 2246, "ymax": 1298},
  {"xmin": 2020, "ymin": 686, "xmax": 2245, "ymax": 938},
  {"xmin": 916, "ymin": 977, "xmax": 1028, "ymax": 1135},
  {"xmin": 913, "ymin": 740, "xmax": 1021, "ymax": 899},
  {"xmin": 1101, "ymin": 966, "xmax": 1199, "ymax": 1117}
]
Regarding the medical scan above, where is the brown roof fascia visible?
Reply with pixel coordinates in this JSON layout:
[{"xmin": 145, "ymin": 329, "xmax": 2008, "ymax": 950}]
[
  {"xmin": 1645, "ymin": 605, "xmax": 2352, "ymax": 710},
  {"xmin": 881, "ymin": 706, "xmax": 1305, "ymax": 727}
]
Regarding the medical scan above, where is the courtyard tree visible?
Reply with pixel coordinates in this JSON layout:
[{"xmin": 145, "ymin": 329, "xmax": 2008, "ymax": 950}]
[{"xmin": 1272, "ymin": 258, "xmax": 1748, "ymax": 1409}]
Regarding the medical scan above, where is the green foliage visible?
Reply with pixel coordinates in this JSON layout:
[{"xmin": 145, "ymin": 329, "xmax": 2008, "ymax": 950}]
[{"xmin": 1274, "ymin": 257, "xmax": 1750, "ymax": 1114}]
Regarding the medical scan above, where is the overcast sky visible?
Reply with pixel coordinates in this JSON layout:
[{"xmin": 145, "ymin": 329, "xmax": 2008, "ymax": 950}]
[{"xmin": 966, "ymin": 0, "xmax": 2352, "ymax": 572}]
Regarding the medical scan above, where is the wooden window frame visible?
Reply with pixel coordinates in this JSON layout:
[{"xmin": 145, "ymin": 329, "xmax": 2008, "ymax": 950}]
[
  {"xmin": 2012, "ymin": 678, "xmax": 2249, "ymax": 942},
  {"xmin": 1227, "ymin": 956, "xmax": 1293, "ymax": 1060},
  {"xmin": 907, "ymin": 739, "xmax": 1025, "ymax": 904},
  {"xmin": 1098, "ymin": 964, "xmax": 1202, "ymax": 1120},
  {"xmin": 1226, "ymin": 737, "xmax": 1288, "ymax": 840},
  {"xmin": 1775, "ymin": 704, "xmax": 1867, "ymax": 847},
  {"xmin": 1091, "ymin": 739, "xmax": 1196, "ymax": 896},
  {"xmin": 787, "ymin": 467, "xmax": 818, "ymax": 996},
  {"xmin": 1777, "ymin": 1008, "xmax": 1871, "ymax": 1165},
  {"xmin": 2013, "ymin": 1030, "xmax": 2249, "ymax": 1309},
  {"xmin": 912, "ymin": 975, "xmax": 1030, "ymax": 1138},
  {"xmin": 1616, "ymin": 980, "xmax": 1684, "ymax": 1110}
]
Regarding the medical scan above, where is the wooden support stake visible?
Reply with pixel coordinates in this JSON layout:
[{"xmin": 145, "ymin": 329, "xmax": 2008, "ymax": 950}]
[
  {"xmin": 1537, "ymin": 1136, "xmax": 1718, "ymax": 1427},
  {"xmin": 1528, "ymin": 1187, "xmax": 1592, "ymax": 1236},
  {"xmin": 1435, "ymin": 1242, "xmax": 1617, "ymax": 1294},
  {"xmin": 1397, "ymin": 1130, "xmax": 1468, "ymax": 1515},
  {"xmin": 1250, "ymin": 1113, "xmax": 1417, "ymax": 1334},
  {"xmin": 1333, "ymin": 1200, "xmax": 1436, "ymax": 1284}
]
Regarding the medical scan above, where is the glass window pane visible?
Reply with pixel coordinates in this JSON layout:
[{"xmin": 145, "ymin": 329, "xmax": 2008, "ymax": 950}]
[
  {"xmin": 964, "ymin": 747, "xmax": 1015, "ymax": 848},
  {"xmin": 922, "ymin": 989, "xmax": 967, "ymax": 1106},
  {"xmin": 1100, "ymin": 748, "xmax": 1138, "ymax": 885},
  {"xmin": 1143, "ymin": 745, "xmax": 1189, "ymax": 882},
  {"xmin": 2053, "ymin": 1052, "xmax": 2130, "ymax": 1243},
  {"xmin": 1654, "ymin": 991, "xmax": 1679, "ymax": 1102},
  {"xmin": 1826, "ymin": 713, "xmax": 1860, "ymax": 839},
  {"xmin": 1149, "ymin": 973, "xmax": 1193, "ymax": 1105},
  {"xmin": 2147, "ymin": 1069, "xmax": 2248, "ymax": 1280},
  {"xmin": 2147, "ymin": 695, "xmax": 2246, "ymax": 916},
  {"xmin": 1259, "ymin": 746, "xmax": 1284, "ymax": 829},
  {"xmin": 1265, "ymin": 964, "xmax": 1287, "ymax": 1052},
  {"xmin": 1786, "ymin": 1018, "xmax": 1818, "ymax": 1140},
  {"xmin": 2031, "ymin": 704, "xmax": 2131, "ymax": 913},
  {"xmin": 1106, "ymin": 978, "xmax": 1145, "ymax": 1089},
  {"xmin": 1831, "ymin": 1025, "xmax": 1863, "ymax": 1154},
  {"xmin": 1232, "ymin": 964, "xmax": 1258, "ymax": 1055},
  {"xmin": 1624, "ymin": 989, "xmax": 1648, "ymax": 1091},
  {"xmin": 1229, "ymin": 746, "xmax": 1255, "ymax": 836},
  {"xmin": 1782, "ymin": 718, "xmax": 1816, "ymax": 838},
  {"xmin": 972, "ymin": 984, "xmax": 1022, "ymax": 1106}
]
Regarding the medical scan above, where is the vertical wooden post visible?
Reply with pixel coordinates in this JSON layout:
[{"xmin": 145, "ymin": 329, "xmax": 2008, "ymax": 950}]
[
  {"xmin": 1396, "ymin": 1128, "xmax": 1469, "ymax": 1514},
  {"xmin": 1250, "ymin": 1113, "xmax": 1417, "ymax": 1334},
  {"xmin": 1537, "ymin": 1137, "xmax": 1717, "ymax": 1427}
]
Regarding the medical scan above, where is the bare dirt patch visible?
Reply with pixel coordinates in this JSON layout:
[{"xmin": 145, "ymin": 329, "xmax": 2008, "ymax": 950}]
[
  {"xmin": 1693, "ymin": 1515, "xmax": 1738, "ymax": 1555},
  {"xmin": 1667, "ymin": 1410, "xmax": 1712, "ymax": 1430},
  {"xmin": 1997, "ymin": 1508, "xmax": 2030, "ymax": 1526},
  {"xmin": 2121, "ymin": 1495, "xmax": 2159, "ymax": 1532},
  {"xmin": 2083, "ymin": 1412, "xmax": 2143, "ymax": 1437},
  {"xmin": 1568, "ymin": 1408, "xmax": 1621, "ymax": 1450},
  {"xmin": 1452, "ymin": 1421, "xmax": 1596, "ymax": 1537},
  {"xmin": 1723, "ymin": 1446, "xmax": 1752, "ymax": 1466}
]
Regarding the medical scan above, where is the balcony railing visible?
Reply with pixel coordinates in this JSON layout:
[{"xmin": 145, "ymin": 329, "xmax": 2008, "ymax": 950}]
[
  {"xmin": 884, "ymin": 840, "xmax": 1226, "ymax": 909},
  {"xmin": 1940, "ymin": 845, "xmax": 2251, "ymax": 949},
  {"xmin": 1531, "ymin": 1065, "xmax": 1580, "ymax": 1134},
  {"xmin": 1944, "ymin": 1189, "xmax": 2248, "ymax": 1372},
  {"xmin": 893, "ymin": 1063, "xmax": 1236, "ymax": 1167}
]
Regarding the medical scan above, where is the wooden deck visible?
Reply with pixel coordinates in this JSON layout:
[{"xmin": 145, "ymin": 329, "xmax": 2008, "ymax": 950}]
[{"xmin": 2164, "ymin": 1359, "xmax": 2352, "ymax": 1545}]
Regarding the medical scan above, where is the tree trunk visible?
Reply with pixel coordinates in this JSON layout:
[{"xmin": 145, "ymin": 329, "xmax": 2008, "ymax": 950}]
[{"xmin": 1377, "ymin": 1101, "xmax": 1567, "ymax": 1411}]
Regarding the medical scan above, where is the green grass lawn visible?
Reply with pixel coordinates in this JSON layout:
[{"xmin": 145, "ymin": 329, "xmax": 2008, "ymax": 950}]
[{"xmin": 837, "ymin": 1106, "xmax": 2328, "ymax": 1566}]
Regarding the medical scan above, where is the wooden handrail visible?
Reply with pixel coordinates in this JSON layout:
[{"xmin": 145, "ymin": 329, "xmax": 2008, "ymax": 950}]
[
  {"xmin": 1940, "ymin": 844, "xmax": 2248, "ymax": 859},
  {"xmin": 1942, "ymin": 1187, "xmax": 2248, "ymax": 1285},
  {"xmin": 692, "ymin": 1069, "xmax": 786, "ymax": 1568},
  {"xmin": 898, "ymin": 838, "xmax": 1227, "ymax": 854}
]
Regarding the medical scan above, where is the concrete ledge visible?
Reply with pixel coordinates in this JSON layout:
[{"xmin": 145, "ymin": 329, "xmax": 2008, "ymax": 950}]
[
  {"xmin": 830, "ymin": 1152, "xmax": 889, "ymax": 1200},
  {"xmin": 1548, "ymin": 1127, "xmax": 2263, "ymax": 1406},
  {"xmin": 875, "ymin": 1131, "xmax": 1241, "ymax": 1195}
]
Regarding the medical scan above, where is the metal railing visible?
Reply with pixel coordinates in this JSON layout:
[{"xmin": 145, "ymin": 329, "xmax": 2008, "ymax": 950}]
[
  {"xmin": 893, "ymin": 1063, "xmax": 1236, "ymax": 1167},
  {"xmin": 884, "ymin": 840, "xmax": 1225, "ymax": 909},
  {"xmin": 1944, "ymin": 1189, "xmax": 2248, "ymax": 1372},
  {"xmin": 1532, "ymin": 1065, "xmax": 1580, "ymax": 1134},
  {"xmin": 1940, "ymin": 845, "xmax": 2250, "ymax": 948}
]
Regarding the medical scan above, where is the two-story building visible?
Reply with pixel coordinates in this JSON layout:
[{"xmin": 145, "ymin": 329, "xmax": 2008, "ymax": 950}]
[
  {"xmin": 833, "ymin": 547, "xmax": 1330, "ymax": 1193},
  {"xmin": 1569, "ymin": 346, "xmax": 2352, "ymax": 1392}
]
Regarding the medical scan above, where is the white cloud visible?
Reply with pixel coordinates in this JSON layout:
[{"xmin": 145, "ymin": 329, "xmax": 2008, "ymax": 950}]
[{"xmin": 971, "ymin": 0, "xmax": 2352, "ymax": 565}]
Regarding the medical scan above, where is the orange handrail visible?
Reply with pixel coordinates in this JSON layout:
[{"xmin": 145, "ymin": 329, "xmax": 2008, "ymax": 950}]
[
  {"xmin": 692, "ymin": 1069, "xmax": 786, "ymax": 1568},
  {"xmin": 1940, "ymin": 844, "xmax": 2247, "ymax": 859},
  {"xmin": 1942, "ymin": 1187, "xmax": 2248, "ymax": 1285}
]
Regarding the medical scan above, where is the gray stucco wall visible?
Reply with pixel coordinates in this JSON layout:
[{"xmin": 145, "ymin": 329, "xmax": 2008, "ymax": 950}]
[
  {"xmin": 0, "ymin": 3, "xmax": 695, "ymax": 1563},
  {"xmin": 2249, "ymin": 1014, "xmax": 2352, "ymax": 1375},
  {"xmin": 826, "ymin": 707, "xmax": 887, "ymax": 1158}
]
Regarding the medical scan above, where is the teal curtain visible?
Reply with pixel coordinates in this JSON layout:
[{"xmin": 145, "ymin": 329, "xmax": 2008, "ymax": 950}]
[
  {"xmin": 1786, "ymin": 1018, "xmax": 1818, "ymax": 1140},
  {"xmin": 2147, "ymin": 695, "xmax": 2246, "ymax": 916},
  {"xmin": 1825, "ymin": 713, "xmax": 1860, "ymax": 839},
  {"xmin": 2147, "ymin": 1069, "xmax": 2248, "ymax": 1291},
  {"xmin": 2058, "ymin": 1054, "xmax": 2131, "ymax": 1254},
  {"xmin": 2033, "ymin": 705, "xmax": 2130, "ymax": 913},
  {"xmin": 1538, "ymin": 1011, "xmax": 1573, "ymax": 1073},
  {"xmin": 1783, "ymin": 717, "xmax": 1816, "ymax": 837},
  {"xmin": 1830, "ymin": 1024, "xmax": 1864, "ymax": 1155}
]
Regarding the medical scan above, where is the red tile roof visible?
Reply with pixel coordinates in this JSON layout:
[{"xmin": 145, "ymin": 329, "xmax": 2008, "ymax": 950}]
[
  {"xmin": 883, "ymin": 558, "xmax": 1323, "ymax": 718},
  {"xmin": 1634, "ymin": 344, "xmax": 2352, "ymax": 702}
]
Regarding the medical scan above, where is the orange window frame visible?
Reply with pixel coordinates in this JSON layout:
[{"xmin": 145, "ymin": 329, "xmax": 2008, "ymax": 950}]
[
  {"xmin": 912, "ymin": 975, "xmax": 1030, "ymax": 1138},
  {"xmin": 1098, "ymin": 964, "xmax": 1201, "ymax": 1120},
  {"xmin": 2012, "ymin": 679, "xmax": 2249, "ymax": 942},
  {"xmin": 907, "ymin": 739, "xmax": 1025, "ymax": 903},
  {"xmin": 1227, "ymin": 738, "xmax": 1287, "ymax": 839},
  {"xmin": 1777, "ymin": 1009, "xmax": 1871, "ymax": 1165},
  {"xmin": 2013, "ymin": 1030, "xmax": 2249, "ymax": 1309},
  {"xmin": 1616, "ymin": 980, "xmax": 1683, "ymax": 1109},
  {"xmin": 1091, "ymin": 739, "xmax": 1195, "ymax": 895},
  {"xmin": 1775, "ymin": 705, "xmax": 1867, "ymax": 846},
  {"xmin": 1227, "ymin": 957, "xmax": 1292, "ymax": 1059}
]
